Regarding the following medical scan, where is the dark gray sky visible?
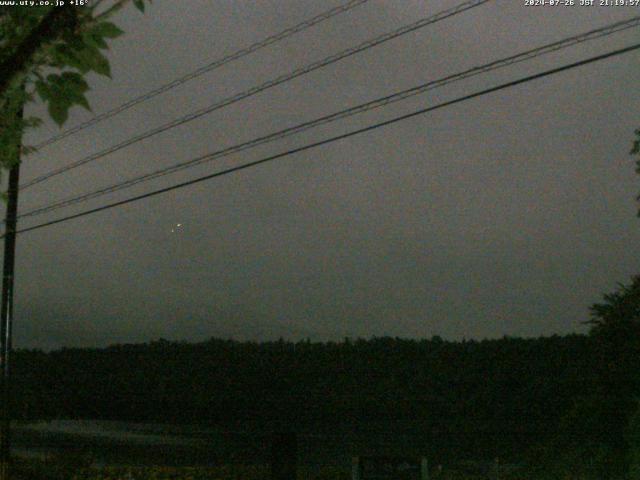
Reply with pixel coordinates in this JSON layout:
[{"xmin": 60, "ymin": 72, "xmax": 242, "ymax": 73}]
[{"xmin": 11, "ymin": 0, "xmax": 640, "ymax": 350}]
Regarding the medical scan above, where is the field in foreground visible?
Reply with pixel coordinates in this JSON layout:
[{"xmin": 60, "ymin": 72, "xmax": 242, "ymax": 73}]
[{"xmin": 10, "ymin": 457, "xmax": 545, "ymax": 480}]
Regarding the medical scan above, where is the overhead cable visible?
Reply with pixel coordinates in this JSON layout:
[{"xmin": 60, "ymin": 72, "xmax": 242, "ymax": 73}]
[
  {"xmin": 18, "ymin": 16, "xmax": 640, "ymax": 220},
  {"xmin": 9, "ymin": 42, "xmax": 640, "ymax": 237}
]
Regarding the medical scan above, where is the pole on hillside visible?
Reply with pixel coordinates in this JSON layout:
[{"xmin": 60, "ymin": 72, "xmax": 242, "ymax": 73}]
[{"xmin": 0, "ymin": 107, "xmax": 22, "ymax": 480}]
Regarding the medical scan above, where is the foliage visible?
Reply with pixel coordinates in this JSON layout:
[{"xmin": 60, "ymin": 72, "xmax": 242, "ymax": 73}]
[
  {"xmin": 10, "ymin": 335, "xmax": 598, "ymax": 466},
  {"xmin": 9, "ymin": 276, "xmax": 640, "ymax": 474},
  {"xmin": 588, "ymin": 275, "xmax": 640, "ymax": 333},
  {"xmin": 575, "ymin": 276, "xmax": 640, "ymax": 479},
  {"xmin": 0, "ymin": 0, "xmax": 151, "ymax": 174},
  {"xmin": 545, "ymin": 395, "xmax": 629, "ymax": 479},
  {"xmin": 586, "ymin": 276, "xmax": 640, "ymax": 410},
  {"xmin": 628, "ymin": 401, "xmax": 640, "ymax": 480}
]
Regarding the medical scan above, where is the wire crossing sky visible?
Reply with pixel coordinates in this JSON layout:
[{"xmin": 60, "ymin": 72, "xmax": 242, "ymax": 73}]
[
  {"xmin": 16, "ymin": 15, "xmax": 640, "ymax": 221},
  {"xmin": 20, "ymin": 0, "xmax": 491, "ymax": 190},
  {"xmin": 32, "ymin": 0, "xmax": 372, "ymax": 151},
  {"xmin": 11, "ymin": 42, "xmax": 640, "ymax": 237}
]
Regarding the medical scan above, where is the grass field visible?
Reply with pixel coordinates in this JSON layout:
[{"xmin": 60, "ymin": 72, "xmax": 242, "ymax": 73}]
[
  {"xmin": 14, "ymin": 461, "xmax": 351, "ymax": 480},
  {"xmin": 11, "ymin": 456, "xmax": 543, "ymax": 480}
]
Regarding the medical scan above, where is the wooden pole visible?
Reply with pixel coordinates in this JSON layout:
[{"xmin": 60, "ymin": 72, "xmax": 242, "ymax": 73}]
[{"xmin": 0, "ymin": 105, "xmax": 22, "ymax": 480}]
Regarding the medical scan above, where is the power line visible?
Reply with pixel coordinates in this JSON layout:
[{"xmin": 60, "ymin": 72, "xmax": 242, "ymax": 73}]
[
  {"xmin": 8, "ymin": 42, "xmax": 640, "ymax": 238},
  {"xmin": 20, "ymin": 0, "xmax": 491, "ymax": 190},
  {"xmin": 17, "ymin": 16, "xmax": 640, "ymax": 220},
  {"xmin": 31, "ymin": 0, "xmax": 371, "ymax": 151}
]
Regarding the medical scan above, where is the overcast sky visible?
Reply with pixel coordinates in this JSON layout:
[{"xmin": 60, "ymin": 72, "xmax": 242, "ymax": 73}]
[{"xmin": 9, "ymin": 0, "xmax": 640, "ymax": 350}]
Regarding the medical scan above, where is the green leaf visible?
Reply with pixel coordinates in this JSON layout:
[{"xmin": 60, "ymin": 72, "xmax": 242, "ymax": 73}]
[
  {"xmin": 60, "ymin": 71, "xmax": 89, "ymax": 92},
  {"xmin": 74, "ymin": 93, "xmax": 91, "ymax": 112},
  {"xmin": 52, "ymin": 45, "xmax": 91, "ymax": 73},
  {"xmin": 83, "ymin": 31, "xmax": 109, "ymax": 50},
  {"xmin": 39, "ymin": 72, "xmax": 93, "ymax": 124},
  {"xmin": 90, "ymin": 49, "xmax": 111, "ymax": 77},
  {"xmin": 59, "ymin": 43, "xmax": 112, "ymax": 77},
  {"xmin": 48, "ymin": 100, "xmax": 69, "ymax": 126},
  {"xmin": 91, "ymin": 21, "xmax": 124, "ymax": 39},
  {"xmin": 133, "ymin": 0, "xmax": 145, "ymax": 12},
  {"xmin": 34, "ymin": 80, "xmax": 51, "ymax": 102}
]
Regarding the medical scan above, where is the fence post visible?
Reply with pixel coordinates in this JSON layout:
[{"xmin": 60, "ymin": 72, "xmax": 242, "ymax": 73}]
[
  {"xmin": 270, "ymin": 431, "xmax": 297, "ymax": 480},
  {"xmin": 421, "ymin": 457, "xmax": 429, "ymax": 480}
]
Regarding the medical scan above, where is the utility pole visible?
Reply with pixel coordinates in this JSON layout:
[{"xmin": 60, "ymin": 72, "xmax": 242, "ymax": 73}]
[
  {"xmin": 0, "ymin": 8, "xmax": 80, "ymax": 480},
  {"xmin": 0, "ymin": 104, "xmax": 23, "ymax": 480}
]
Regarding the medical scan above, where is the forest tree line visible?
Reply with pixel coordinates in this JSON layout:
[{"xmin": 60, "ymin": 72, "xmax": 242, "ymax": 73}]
[{"xmin": 7, "ymin": 276, "xmax": 640, "ymax": 477}]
